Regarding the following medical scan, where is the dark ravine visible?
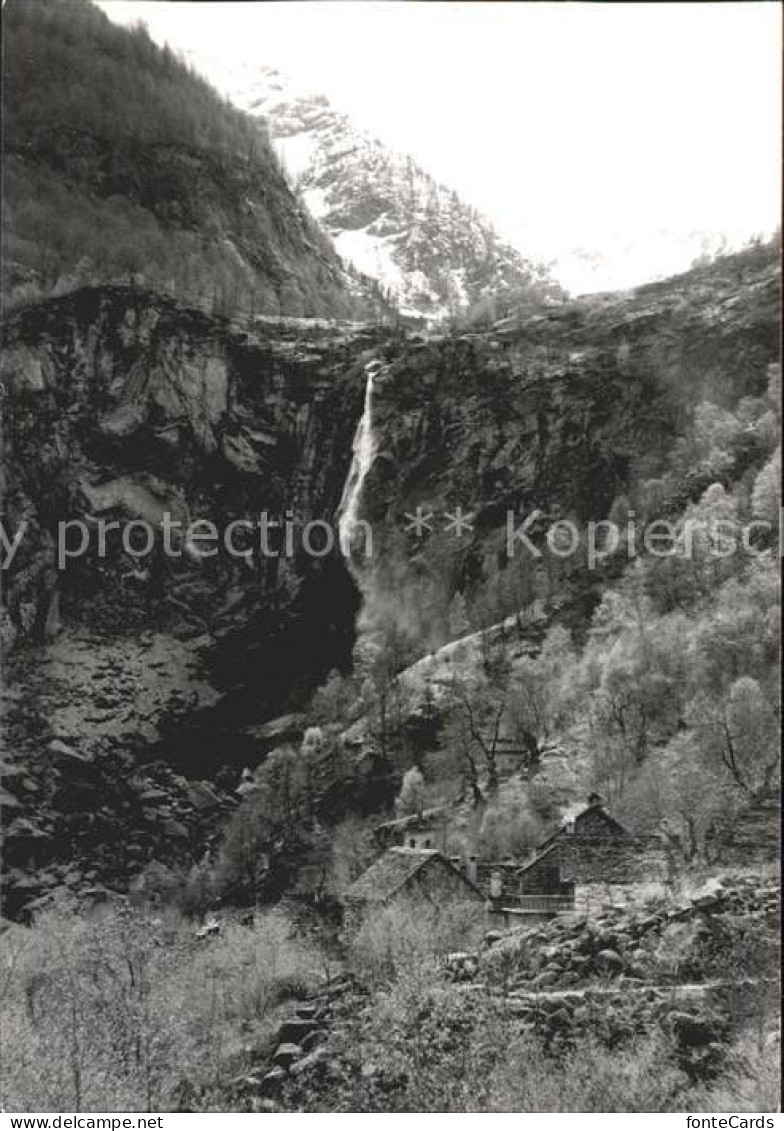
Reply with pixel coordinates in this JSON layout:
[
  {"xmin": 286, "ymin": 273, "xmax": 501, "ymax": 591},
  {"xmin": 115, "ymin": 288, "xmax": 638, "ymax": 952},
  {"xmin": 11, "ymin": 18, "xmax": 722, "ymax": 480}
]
[{"xmin": 0, "ymin": 243, "xmax": 779, "ymax": 915}]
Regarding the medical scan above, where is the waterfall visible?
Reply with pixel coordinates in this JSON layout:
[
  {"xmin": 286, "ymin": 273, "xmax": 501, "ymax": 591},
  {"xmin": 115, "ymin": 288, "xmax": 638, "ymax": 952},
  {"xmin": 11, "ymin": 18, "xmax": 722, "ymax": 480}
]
[{"xmin": 338, "ymin": 367, "xmax": 377, "ymax": 559}]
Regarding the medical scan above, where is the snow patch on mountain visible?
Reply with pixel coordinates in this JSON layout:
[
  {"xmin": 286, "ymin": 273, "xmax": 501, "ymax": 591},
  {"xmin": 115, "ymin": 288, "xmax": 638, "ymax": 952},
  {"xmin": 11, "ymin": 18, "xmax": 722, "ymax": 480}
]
[{"xmin": 333, "ymin": 230, "xmax": 410, "ymax": 306}]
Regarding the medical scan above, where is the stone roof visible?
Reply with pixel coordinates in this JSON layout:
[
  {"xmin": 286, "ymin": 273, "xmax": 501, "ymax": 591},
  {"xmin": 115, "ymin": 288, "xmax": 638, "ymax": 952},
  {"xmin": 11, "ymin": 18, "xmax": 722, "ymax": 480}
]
[
  {"xmin": 536, "ymin": 800, "xmax": 632, "ymax": 854},
  {"xmin": 518, "ymin": 841, "xmax": 561, "ymax": 875},
  {"xmin": 343, "ymin": 847, "xmax": 481, "ymax": 905},
  {"xmin": 374, "ymin": 805, "xmax": 448, "ymax": 833},
  {"xmin": 518, "ymin": 802, "xmax": 633, "ymax": 876},
  {"xmin": 186, "ymin": 780, "xmax": 235, "ymax": 812}
]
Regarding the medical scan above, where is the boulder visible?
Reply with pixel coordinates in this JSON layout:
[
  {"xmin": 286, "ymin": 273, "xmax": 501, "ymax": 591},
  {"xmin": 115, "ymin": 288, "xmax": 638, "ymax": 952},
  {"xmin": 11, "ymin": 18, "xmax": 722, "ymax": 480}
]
[
  {"xmin": 47, "ymin": 739, "xmax": 89, "ymax": 764},
  {"xmin": 595, "ymin": 930, "xmax": 618, "ymax": 950},
  {"xmin": 668, "ymin": 1012, "xmax": 720, "ymax": 1048},
  {"xmin": 290, "ymin": 1047, "xmax": 328, "ymax": 1076},
  {"xmin": 273, "ymin": 1042, "xmax": 303, "ymax": 1069},
  {"xmin": 295, "ymin": 1003, "xmax": 319, "ymax": 1021},
  {"xmin": 301, "ymin": 1028, "xmax": 327, "ymax": 1052},
  {"xmin": 276, "ymin": 1018, "xmax": 316, "ymax": 1045},
  {"xmin": 230, "ymin": 1072, "xmax": 265, "ymax": 1091},
  {"xmin": 693, "ymin": 891, "xmax": 723, "ymax": 912},
  {"xmin": 162, "ymin": 818, "xmax": 190, "ymax": 841},
  {"xmin": 260, "ymin": 1067, "xmax": 287, "ymax": 1094},
  {"xmin": 195, "ymin": 919, "xmax": 221, "ymax": 939},
  {"xmin": 596, "ymin": 948, "xmax": 624, "ymax": 973},
  {"xmin": 532, "ymin": 970, "xmax": 558, "ymax": 989}
]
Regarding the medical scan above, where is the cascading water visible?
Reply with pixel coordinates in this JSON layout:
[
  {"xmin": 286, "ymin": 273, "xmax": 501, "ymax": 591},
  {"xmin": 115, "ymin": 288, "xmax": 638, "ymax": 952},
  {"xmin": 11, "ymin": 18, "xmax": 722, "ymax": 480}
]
[{"xmin": 338, "ymin": 364, "xmax": 378, "ymax": 560}]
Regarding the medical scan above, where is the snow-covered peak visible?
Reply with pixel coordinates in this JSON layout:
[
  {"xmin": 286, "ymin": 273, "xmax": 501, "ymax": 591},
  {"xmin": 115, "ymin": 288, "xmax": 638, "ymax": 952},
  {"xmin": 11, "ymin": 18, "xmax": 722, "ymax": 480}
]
[{"xmin": 187, "ymin": 54, "xmax": 562, "ymax": 321}]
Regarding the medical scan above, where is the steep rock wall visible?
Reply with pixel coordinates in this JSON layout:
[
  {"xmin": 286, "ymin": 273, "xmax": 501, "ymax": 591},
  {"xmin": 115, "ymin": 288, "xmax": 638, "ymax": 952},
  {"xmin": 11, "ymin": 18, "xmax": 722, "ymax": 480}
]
[
  {"xmin": 1, "ymin": 288, "xmax": 392, "ymax": 751},
  {"xmin": 0, "ymin": 246, "xmax": 778, "ymax": 914}
]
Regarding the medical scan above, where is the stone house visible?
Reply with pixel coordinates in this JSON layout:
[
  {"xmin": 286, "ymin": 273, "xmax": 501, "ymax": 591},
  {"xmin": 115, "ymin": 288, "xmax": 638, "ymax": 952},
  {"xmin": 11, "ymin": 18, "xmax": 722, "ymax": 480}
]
[
  {"xmin": 372, "ymin": 806, "xmax": 450, "ymax": 851},
  {"xmin": 342, "ymin": 846, "xmax": 484, "ymax": 931},
  {"xmin": 481, "ymin": 795, "xmax": 647, "ymax": 920},
  {"xmin": 516, "ymin": 794, "xmax": 647, "ymax": 907},
  {"xmin": 525, "ymin": 793, "xmax": 632, "ymax": 875}
]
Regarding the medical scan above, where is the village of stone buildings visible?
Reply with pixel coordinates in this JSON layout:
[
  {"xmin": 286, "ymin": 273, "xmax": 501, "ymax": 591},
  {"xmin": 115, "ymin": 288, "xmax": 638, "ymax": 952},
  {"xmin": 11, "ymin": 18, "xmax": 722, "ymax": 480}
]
[
  {"xmin": 182, "ymin": 737, "xmax": 773, "ymax": 942},
  {"xmin": 343, "ymin": 792, "xmax": 650, "ymax": 932},
  {"xmin": 175, "ymin": 754, "xmax": 778, "ymax": 1109},
  {"xmin": 222, "ymin": 704, "xmax": 775, "ymax": 937}
]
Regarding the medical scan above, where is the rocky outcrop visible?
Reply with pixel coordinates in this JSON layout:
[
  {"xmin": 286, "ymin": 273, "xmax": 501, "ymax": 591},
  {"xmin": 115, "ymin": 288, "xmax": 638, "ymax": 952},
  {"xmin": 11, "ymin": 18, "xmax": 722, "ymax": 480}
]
[
  {"xmin": 466, "ymin": 877, "xmax": 780, "ymax": 1067},
  {"xmin": 479, "ymin": 876, "xmax": 780, "ymax": 990},
  {"xmin": 5, "ymin": 246, "xmax": 775, "ymax": 684},
  {"xmin": 366, "ymin": 242, "xmax": 779, "ymax": 524},
  {"xmin": 223, "ymin": 976, "xmax": 365, "ymax": 1112},
  {"xmin": 343, "ymin": 243, "xmax": 779, "ymax": 649}
]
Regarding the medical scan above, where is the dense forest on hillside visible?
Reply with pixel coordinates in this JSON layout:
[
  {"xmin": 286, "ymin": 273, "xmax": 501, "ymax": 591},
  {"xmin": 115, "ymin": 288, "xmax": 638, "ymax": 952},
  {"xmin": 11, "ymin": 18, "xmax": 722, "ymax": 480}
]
[{"xmin": 1, "ymin": 0, "xmax": 380, "ymax": 317}]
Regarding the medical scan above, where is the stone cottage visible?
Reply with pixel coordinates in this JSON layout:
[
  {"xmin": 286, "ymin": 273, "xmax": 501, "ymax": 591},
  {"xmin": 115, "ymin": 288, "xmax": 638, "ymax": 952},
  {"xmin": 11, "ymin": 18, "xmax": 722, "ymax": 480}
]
[
  {"xmin": 477, "ymin": 794, "xmax": 648, "ymax": 922},
  {"xmin": 342, "ymin": 846, "xmax": 484, "ymax": 931},
  {"xmin": 516, "ymin": 794, "xmax": 652, "ymax": 910},
  {"xmin": 372, "ymin": 806, "xmax": 450, "ymax": 851}
]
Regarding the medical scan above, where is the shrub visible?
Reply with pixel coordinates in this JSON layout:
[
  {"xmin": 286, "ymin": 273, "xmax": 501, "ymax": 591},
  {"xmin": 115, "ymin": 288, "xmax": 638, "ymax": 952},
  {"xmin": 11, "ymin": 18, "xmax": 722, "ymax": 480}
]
[
  {"xmin": 296, "ymin": 972, "xmax": 779, "ymax": 1113},
  {"xmin": 0, "ymin": 903, "xmax": 321, "ymax": 1111},
  {"xmin": 348, "ymin": 897, "xmax": 485, "ymax": 983}
]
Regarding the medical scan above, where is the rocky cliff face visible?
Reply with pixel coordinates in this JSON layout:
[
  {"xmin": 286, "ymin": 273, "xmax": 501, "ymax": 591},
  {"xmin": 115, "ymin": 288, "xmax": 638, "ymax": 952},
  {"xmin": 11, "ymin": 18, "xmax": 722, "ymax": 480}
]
[
  {"xmin": 1, "ymin": 286, "xmax": 392, "ymax": 663},
  {"xmin": 1, "ymin": 244, "xmax": 778, "ymax": 915},
  {"xmin": 370, "ymin": 250, "xmax": 779, "ymax": 516},
  {"xmin": 0, "ymin": 288, "xmax": 388, "ymax": 912},
  {"xmin": 196, "ymin": 60, "xmax": 561, "ymax": 321},
  {"xmin": 352, "ymin": 243, "xmax": 779, "ymax": 640}
]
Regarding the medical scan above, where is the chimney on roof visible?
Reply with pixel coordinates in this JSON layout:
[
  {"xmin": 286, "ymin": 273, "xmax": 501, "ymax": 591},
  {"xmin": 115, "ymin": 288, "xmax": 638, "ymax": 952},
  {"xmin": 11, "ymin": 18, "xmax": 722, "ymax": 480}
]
[
  {"xmin": 467, "ymin": 855, "xmax": 478, "ymax": 885},
  {"xmin": 587, "ymin": 792, "xmax": 603, "ymax": 809}
]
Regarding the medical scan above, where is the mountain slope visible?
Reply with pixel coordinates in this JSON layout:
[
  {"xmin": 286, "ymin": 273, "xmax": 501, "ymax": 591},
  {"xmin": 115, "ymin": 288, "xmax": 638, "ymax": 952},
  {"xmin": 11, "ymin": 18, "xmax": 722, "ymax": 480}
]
[
  {"xmin": 1, "ymin": 0, "xmax": 385, "ymax": 319},
  {"xmin": 197, "ymin": 59, "xmax": 563, "ymax": 321},
  {"xmin": 1, "ymin": 244, "xmax": 778, "ymax": 917}
]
